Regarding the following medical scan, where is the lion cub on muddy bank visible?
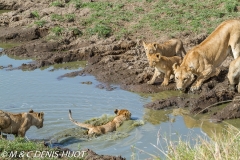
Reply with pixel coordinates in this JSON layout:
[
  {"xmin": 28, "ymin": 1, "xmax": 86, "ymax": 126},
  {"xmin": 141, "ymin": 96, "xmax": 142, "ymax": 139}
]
[
  {"xmin": 228, "ymin": 56, "xmax": 240, "ymax": 93},
  {"xmin": 143, "ymin": 39, "xmax": 186, "ymax": 57},
  {"xmin": 69, "ymin": 109, "xmax": 131, "ymax": 135},
  {"xmin": 0, "ymin": 109, "xmax": 44, "ymax": 137},
  {"xmin": 147, "ymin": 53, "xmax": 182, "ymax": 86}
]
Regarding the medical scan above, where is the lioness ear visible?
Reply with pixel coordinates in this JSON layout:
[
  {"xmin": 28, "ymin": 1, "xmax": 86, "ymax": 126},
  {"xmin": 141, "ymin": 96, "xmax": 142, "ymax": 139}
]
[
  {"xmin": 172, "ymin": 63, "xmax": 179, "ymax": 72},
  {"xmin": 153, "ymin": 43, "xmax": 158, "ymax": 50},
  {"xmin": 37, "ymin": 113, "xmax": 41, "ymax": 117},
  {"xmin": 29, "ymin": 109, "xmax": 33, "ymax": 113},
  {"xmin": 114, "ymin": 109, "xmax": 119, "ymax": 114}
]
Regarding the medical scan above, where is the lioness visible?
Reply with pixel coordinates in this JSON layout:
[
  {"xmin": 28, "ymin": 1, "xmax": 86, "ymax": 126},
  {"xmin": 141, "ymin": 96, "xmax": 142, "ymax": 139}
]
[
  {"xmin": 0, "ymin": 109, "xmax": 44, "ymax": 137},
  {"xmin": 228, "ymin": 56, "xmax": 240, "ymax": 93},
  {"xmin": 173, "ymin": 19, "xmax": 240, "ymax": 91},
  {"xmin": 147, "ymin": 53, "xmax": 182, "ymax": 86},
  {"xmin": 143, "ymin": 39, "xmax": 186, "ymax": 57},
  {"xmin": 69, "ymin": 109, "xmax": 131, "ymax": 135}
]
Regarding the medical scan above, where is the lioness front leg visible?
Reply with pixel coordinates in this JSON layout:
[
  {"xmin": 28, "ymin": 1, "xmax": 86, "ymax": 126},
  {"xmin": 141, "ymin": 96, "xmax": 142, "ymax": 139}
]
[
  {"xmin": 190, "ymin": 66, "xmax": 216, "ymax": 91},
  {"xmin": 148, "ymin": 67, "xmax": 161, "ymax": 85}
]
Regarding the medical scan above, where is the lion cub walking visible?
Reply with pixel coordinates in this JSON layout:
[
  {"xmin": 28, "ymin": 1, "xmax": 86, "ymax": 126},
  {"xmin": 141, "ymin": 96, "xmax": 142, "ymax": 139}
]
[
  {"xmin": 147, "ymin": 53, "xmax": 182, "ymax": 86},
  {"xmin": 143, "ymin": 39, "xmax": 186, "ymax": 57},
  {"xmin": 228, "ymin": 56, "xmax": 240, "ymax": 93},
  {"xmin": 69, "ymin": 109, "xmax": 131, "ymax": 135}
]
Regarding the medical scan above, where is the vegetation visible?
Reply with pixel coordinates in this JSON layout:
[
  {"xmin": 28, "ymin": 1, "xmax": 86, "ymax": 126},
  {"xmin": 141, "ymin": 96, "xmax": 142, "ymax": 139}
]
[
  {"xmin": 31, "ymin": 11, "xmax": 40, "ymax": 19},
  {"xmin": 50, "ymin": 0, "xmax": 65, "ymax": 7},
  {"xmin": 34, "ymin": 20, "xmax": 47, "ymax": 27},
  {"xmin": 51, "ymin": 26, "xmax": 64, "ymax": 36},
  {"xmin": 132, "ymin": 124, "xmax": 240, "ymax": 159},
  {"xmin": 30, "ymin": 0, "xmax": 240, "ymax": 39},
  {"xmin": 0, "ymin": 137, "xmax": 86, "ymax": 159}
]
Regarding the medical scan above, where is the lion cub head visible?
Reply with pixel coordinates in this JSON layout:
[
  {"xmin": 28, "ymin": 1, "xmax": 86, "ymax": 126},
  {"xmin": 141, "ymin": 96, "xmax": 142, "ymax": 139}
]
[
  {"xmin": 143, "ymin": 41, "xmax": 158, "ymax": 55},
  {"xmin": 114, "ymin": 109, "xmax": 131, "ymax": 120},
  {"xmin": 173, "ymin": 64, "xmax": 195, "ymax": 90},
  {"xmin": 147, "ymin": 53, "xmax": 162, "ymax": 67}
]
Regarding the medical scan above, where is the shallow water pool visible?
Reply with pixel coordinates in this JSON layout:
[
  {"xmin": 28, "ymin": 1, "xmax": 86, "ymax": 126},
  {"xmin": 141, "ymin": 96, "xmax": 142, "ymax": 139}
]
[{"xmin": 0, "ymin": 54, "xmax": 230, "ymax": 159}]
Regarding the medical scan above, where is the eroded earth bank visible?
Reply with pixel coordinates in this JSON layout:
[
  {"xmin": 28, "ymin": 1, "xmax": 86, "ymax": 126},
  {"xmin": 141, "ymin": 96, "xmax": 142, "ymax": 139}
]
[{"xmin": 1, "ymin": 0, "xmax": 240, "ymax": 159}]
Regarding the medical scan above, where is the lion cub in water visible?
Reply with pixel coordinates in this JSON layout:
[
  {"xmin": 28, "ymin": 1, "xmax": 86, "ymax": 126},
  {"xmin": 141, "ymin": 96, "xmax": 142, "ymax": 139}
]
[
  {"xmin": 147, "ymin": 53, "xmax": 182, "ymax": 86},
  {"xmin": 228, "ymin": 56, "xmax": 240, "ymax": 93},
  {"xmin": 69, "ymin": 109, "xmax": 131, "ymax": 135}
]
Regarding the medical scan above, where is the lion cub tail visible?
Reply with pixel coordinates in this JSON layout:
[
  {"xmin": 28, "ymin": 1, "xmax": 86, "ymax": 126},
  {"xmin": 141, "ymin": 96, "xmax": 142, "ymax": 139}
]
[{"xmin": 68, "ymin": 110, "xmax": 93, "ymax": 129}]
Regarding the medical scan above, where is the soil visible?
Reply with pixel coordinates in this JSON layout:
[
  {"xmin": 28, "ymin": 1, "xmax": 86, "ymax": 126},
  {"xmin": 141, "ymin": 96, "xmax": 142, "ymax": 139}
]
[{"xmin": 1, "ymin": 0, "xmax": 240, "ymax": 158}]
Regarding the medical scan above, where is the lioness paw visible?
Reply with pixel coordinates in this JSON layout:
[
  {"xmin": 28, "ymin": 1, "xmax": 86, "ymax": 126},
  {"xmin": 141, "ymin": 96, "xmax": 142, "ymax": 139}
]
[
  {"xmin": 147, "ymin": 81, "xmax": 154, "ymax": 85},
  {"xmin": 190, "ymin": 85, "xmax": 200, "ymax": 91},
  {"xmin": 161, "ymin": 82, "xmax": 168, "ymax": 86}
]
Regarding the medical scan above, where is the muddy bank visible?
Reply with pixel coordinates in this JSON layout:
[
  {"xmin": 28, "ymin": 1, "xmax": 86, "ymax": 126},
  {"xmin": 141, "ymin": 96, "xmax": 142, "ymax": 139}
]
[{"xmin": 144, "ymin": 70, "xmax": 240, "ymax": 122}]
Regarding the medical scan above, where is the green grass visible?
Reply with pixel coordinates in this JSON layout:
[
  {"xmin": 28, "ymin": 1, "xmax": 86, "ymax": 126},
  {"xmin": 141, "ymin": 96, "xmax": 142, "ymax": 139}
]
[
  {"xmin": 51, "ymin": 26, "xmax": 64, "ymax": 36},
  {"xmin": 34, "ymin": 20, "xmax": 47, "ymax": 27},
  {"xmin": 64, "ymin": 14, "xmax": 75, "ymax": 22},
  {"xmin": 31, "ymin": 10, "xmax": 40, "ymax": 19},
  {"xmin": 77, "ymin": 0, "xmax": 239, "ymax": 38},
  {"xmin": 50, "ymin": 0, "xmax": 65, "ymax": 7},
  {"xmin": 51, "ymin": 14, "xmax": 64, "ymax": 22},
  {"xmin": 0, "ymin": 137, "xmax": 86, "ymax": 159},
  {"xmin": 39, "ymin": 0, "xmax": 240, "ymax": 39}
]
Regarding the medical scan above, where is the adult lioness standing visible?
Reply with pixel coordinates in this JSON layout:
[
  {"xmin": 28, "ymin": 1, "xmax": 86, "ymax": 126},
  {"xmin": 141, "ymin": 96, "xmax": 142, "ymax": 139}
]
[
  {"xmin": 143, "ymin": 39, "xmax": 186, "ymax": 58},
  {"xmin": 173, "ymin": 19, "xmax": 240, "ymax": 91},
  {"xmin": 0, "ymin": 109, "xmax": 44, "ymax": 137}
]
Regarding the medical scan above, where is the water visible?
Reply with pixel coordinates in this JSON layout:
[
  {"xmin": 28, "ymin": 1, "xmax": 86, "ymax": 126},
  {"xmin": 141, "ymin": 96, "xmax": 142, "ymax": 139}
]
[{"xmin": 0, "ymin": 54, "xmax": 230, "ymax": 159}]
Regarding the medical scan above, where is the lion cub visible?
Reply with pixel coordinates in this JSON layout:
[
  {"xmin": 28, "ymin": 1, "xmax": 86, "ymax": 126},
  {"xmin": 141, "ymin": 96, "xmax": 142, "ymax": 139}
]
[
  {"xmin": 147, "ymin": 53, "xmax": 182, "ymax": 86},
  {"xmin": 69, "ymin": 109, "xmax": 131, "ymax": 135},
  {"xmin": 228, "ymin": 56, "xmax": 240, "ymax": 93},
  {"xmin": 143, "ymin": 39, "xmax": 186, "ymax": 57}
]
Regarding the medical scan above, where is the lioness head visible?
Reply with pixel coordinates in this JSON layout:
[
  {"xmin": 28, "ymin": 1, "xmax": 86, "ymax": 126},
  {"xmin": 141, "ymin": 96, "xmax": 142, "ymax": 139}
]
[
  {"xmin": 147, "ymin": 53, "xmax": 161, "ymax": 67},
  {"xmin": 29, "ymin": 109, "xmax": 44, "ymax": 129},
  {"xmin": 114, "ymin": 109, "xmax": 131, "ymax": 120},
  {"xmin": 173, "ymin": 63, "xmax": 195, "ymax": 90},
  {"xmin": 143, "ymin": 41, "xmax": 158, "ymax": 55}
]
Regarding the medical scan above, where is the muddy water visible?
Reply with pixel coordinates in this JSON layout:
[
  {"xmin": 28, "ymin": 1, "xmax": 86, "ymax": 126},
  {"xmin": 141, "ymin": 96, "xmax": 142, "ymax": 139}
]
[{"xmin": 0, "ymin": 54, "xmax": 234, "ymax": 159}]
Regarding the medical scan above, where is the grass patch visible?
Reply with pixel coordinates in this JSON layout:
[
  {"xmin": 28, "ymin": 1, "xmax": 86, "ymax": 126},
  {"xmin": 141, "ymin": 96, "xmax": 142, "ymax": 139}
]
[
  {"xmin": 132, "ymin": 123, "xmax": 240, "ymax": 159},
  {"xmin": 51, "ymin": 26, "xmax": 64, "ymax": 36},
  {"xmin": 65, "ymin": 14, "xmax": 75, "ymax": 22},
  {"xmin": 50, "ymin": 0, "xmax": 65, "ymax": 7},
  {"xmin": 87, "ymin": 24, "xmax": 112, "ymax": 38},
  {"xmin": 34, "ymin": 20, "xmax": 47, "ymax": 27},
  {"xmin": 0, "ymin": 137, "xmax": 86, "ymax": 159},
  {"xmin": 51, "ymin": 14, "xmax": 64, "ymax": 22},
  {"xmin": 31, "ymin": 10, "xmax": 40, "ymax": 19},
  {"xmin": 72, "ymin": 0, "xmax": 240, "ymax": 38}
]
